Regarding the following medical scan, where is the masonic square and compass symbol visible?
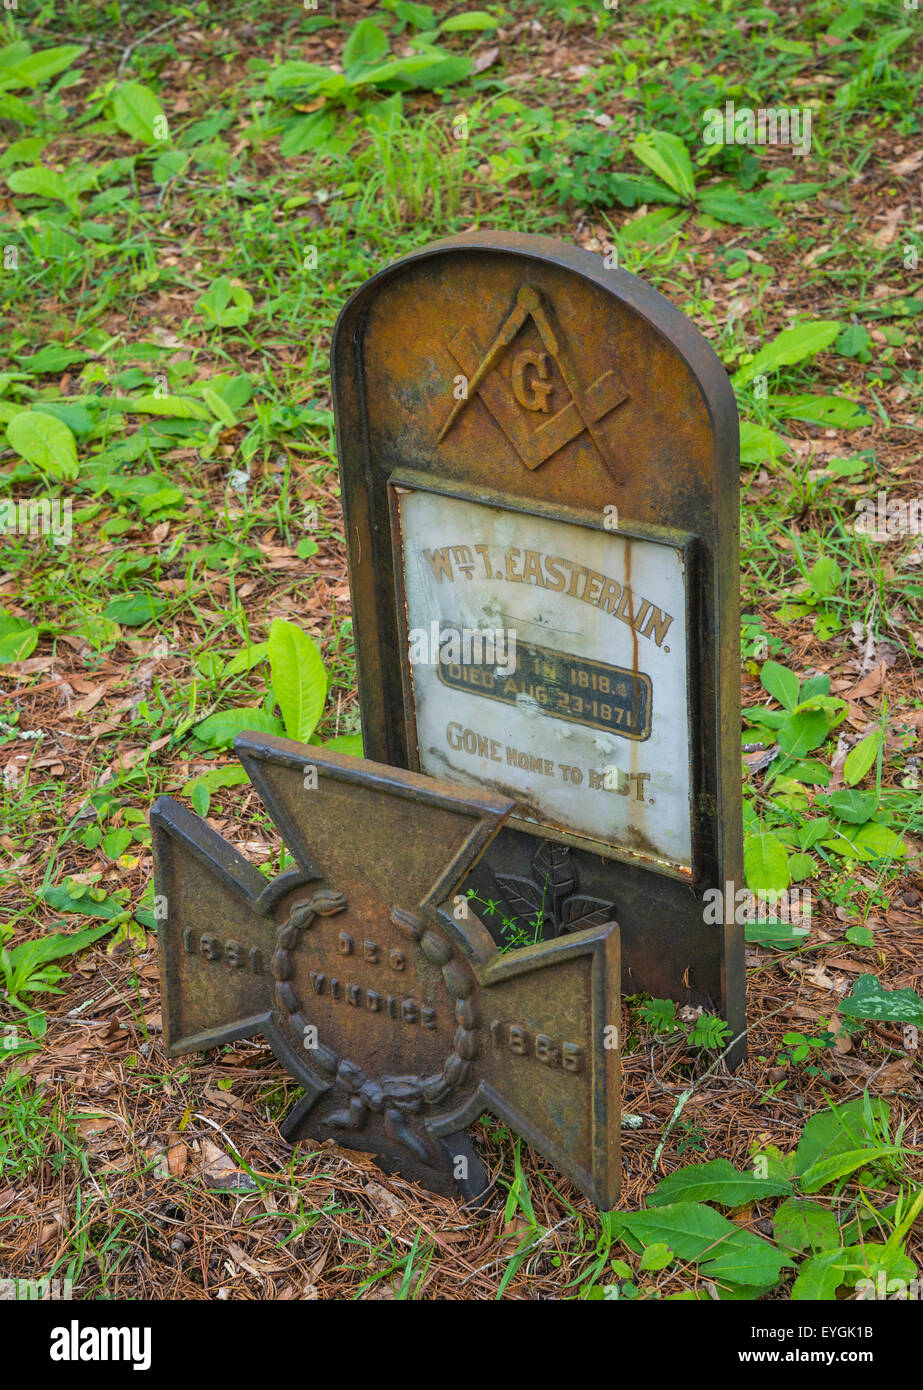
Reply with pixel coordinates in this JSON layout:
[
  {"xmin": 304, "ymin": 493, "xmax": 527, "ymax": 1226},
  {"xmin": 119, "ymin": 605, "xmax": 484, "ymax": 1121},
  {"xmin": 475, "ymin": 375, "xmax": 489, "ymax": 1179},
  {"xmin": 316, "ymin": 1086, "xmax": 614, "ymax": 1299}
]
[{"xmin": 438, "ymin": 284, "xmax": 630, "ymax": 474}]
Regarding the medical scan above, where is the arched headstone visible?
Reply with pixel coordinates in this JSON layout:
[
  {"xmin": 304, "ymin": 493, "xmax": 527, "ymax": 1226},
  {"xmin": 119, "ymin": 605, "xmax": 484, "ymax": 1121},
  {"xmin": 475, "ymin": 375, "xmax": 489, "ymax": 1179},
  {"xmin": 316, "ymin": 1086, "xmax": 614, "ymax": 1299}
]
[{"xmin": 333, "ymin": 231, "xmax": 744, "ymax": 1051}]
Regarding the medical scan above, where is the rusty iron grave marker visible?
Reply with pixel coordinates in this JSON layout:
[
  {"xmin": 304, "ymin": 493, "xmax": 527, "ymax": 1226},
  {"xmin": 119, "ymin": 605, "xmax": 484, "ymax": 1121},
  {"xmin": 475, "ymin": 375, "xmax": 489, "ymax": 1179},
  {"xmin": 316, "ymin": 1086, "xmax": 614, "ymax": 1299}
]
[
  {"xmin": 152, "ymin": 738, "xmax": 621, "ymax": 1207},
  {"xmin": 333, "ymin": 231, "xmax": 744, "ymax": 1054}
]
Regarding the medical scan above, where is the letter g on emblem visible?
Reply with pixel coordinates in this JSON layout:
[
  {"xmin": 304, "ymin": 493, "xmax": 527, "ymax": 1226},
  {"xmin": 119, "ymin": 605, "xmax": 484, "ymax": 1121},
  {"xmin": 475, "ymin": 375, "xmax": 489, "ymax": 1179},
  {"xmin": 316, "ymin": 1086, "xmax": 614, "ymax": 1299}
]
[{"xmin": 511, "ymin": 350, "xmax": 553, "ymax": 413}]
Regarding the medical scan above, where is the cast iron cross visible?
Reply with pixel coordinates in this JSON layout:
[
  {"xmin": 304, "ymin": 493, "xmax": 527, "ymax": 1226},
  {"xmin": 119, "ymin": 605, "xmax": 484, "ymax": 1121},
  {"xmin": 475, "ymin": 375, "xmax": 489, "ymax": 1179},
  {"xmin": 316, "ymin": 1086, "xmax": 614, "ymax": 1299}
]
[{"xmin": 152, "ymin": 734, "xmax": 621, "ymax": 1207}]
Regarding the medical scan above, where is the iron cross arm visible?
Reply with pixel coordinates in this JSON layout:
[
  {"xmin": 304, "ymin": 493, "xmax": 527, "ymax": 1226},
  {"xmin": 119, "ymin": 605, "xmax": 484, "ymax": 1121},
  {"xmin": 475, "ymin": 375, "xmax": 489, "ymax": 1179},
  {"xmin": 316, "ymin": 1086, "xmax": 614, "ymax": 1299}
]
[{"xmin": 151, "ymin": 735, "xmax": 622, "ymax": 1208}]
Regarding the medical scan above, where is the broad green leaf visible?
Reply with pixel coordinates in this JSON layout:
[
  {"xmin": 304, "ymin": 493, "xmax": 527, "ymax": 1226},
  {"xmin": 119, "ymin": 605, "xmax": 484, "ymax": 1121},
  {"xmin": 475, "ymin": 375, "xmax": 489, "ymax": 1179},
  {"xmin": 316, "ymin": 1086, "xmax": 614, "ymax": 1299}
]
[
  {"xmin": 808, "ymin": 555, "xmax": 841, "ymax": 597},
  {"xmin": 0, "ymin": 612, "xmax": 38, "ymax": 663},
  {"xmin": 603, "ymin": 173, "xmax": 684, "ymax": 208},
  {"xmin": 126, "ymin": 393, "xmax": 211, "ymax": 420},
  {"xmin": 113, "ymin": 80, "xmax": 166, "ymax": 143},
  {"xmin": 843, "ymin": 733, "xmax": 879, "ymax": 786},
  {"xmin": 791, "ymin": 1250, "xmax": 846, "ymax": 1301},
  {"xmin": 795, "ymin": 1096, "xmax": 890, "ymax": 1175},
  {"xmin": 611, "ymin": 1201, "xmax": 754, "ymax": 1263},
  {"xmin": 738, "ymin": 420, "xmax": 790, "ymax": 464},
  {"xmin": 813, "ymin": 611, "xmax": 840, "ymax": 641},
  {"xmin": 16, "ymin": 920, "xmax": 119, "ymax": 964},
  {"xmin": 777, "ymin": 709, "xmax": 830, "ymax": 758},
  {"xmin": 0, "ymin": 91, "xmax": 39, "ymax": 124},
  {"xmin": 837, "ymin": 1242, "xmax": 917, "ymax": 1289},
  {"xmin": 852, "ymin": 821, "xmax": 906, "ymax": 860},
  {"xmin": 151, "ymin": 148, "xmax": 190, "ymax": 183},
  {"xmin": 836, "ymin": 324, "xmax": 871, "ymax": 358},
  {"xmin": 192, "ymin": 708, "xmax": 284, "ymax": 749},
  {"xmin": 742, "ymin": 706, "xmax": 785, "ymax": 729},
  {"xmin": 102, "ymin": 829, "xmax": 132, "ymax": 859},
  {"xmin": 7, "ymin": 165, "xmax": 76, "ymax": 210},
  {"xmin": 732, "ymin": 321, "xmax": 842, "ymax": 389},
  {"xmin": 3, "ymin": 44, "xmax": 84, "ymax": 88},
  {"xmin": 838, "ymin": 974, "xmax": 923, "ymax": 1028},
  {"xmin": 696, "ymin": 187, "xmax": 779, "ymax": 227},
  {"xmin": 182, "ymin": 766, "xmax": 250, "ymax": 805},
  {"xmin": 103, "ymin": 593, "xmax": 166, "ymax": 626},
  {"xmin": 790, "ymin": 694, "xmax": 845, "ymax": 718},
  {"xmin": 280, "ymin": 111, "xmax": 337, "ymax": 157},
  {"xmin": 744, "ymin": 832, "xmax": 789, "ymax": 892},
  {"xmin": 220, "ymin": 374, "xmax": 254, "ymax": 410},
  {"xmin": 6, "ymin": 410, "xmax": 78, "ymax": 479},
  {"xmin": 750, "ymin": 1143, "xmax": 796, "ymax": 1186},
  {"xmin": 770, "ymin": 393, "xmax": 871, "ymax": 428},
  {"xmin": 745, "ymin": 919, "xmax": 810, "ymax": 949},
  {"xmin": 23, "ymin": 402, "xmax": 94, "ymax": 439},
  {"xmin": 797, "ymin": 818, "xmax": 831, "ymax": 849},
  {"xmin": 768, "ymin": 181, "xmax": 826, "ymax": 205},
  {"xmin": 393, "ymin": 1, "xmax": 436, "ymax": 27},
  {"xmin": 0, "ymin": 40, "xmax": 31, "ymax": 74},
  {"xmin": 787, "ymin": 851, "xmax": 817, "ymax": 880},
  {"xmin": 700, "ymin": 1231, "xmax": 787, "ymax": 1287},
  {"xmin": 223, "ymin": 641, "xmax": 269, "ymax": 676},
  {"xmin": 350, "ymin": 53, "xmax": 473, "ymax": 91},
  {"xmin": 800, "ymin": 1147, "xmax": 902, "ymax": 1194},
  {"xmin": 760, "ymin": 660, "xmax": 799, "ymax": 711},
  {"xmin": 202, "ymin": 385, "xmax": 236, "ymax": 427},
  {"xmin": 323, "ymin": 732, "xmax": 364, "ymax": 756},
  {"xmin": 828, "ymin": 4, "xmax": 866, "ymax": 36},
  {"xmin": 440, "ymin": 10, "xmax": 499, "ymax": 29},
  {"xmin": 799, "ymin": 674, "xmax": 831, "ymax": 700},
  {"xmin": 785, "ymin": 762, "xmax": 829, "ymax": 787},
  {"xmin": 638, "ymin": 1242, "xmax": 673, "ymax": 1272},
  {"xmin": 196, "ymin": 277, "xmax": 254, "ymax": 329},
  {"xmin": 266, "ymin": 62, "xmax": 348, "ymax": 100},
  {"xmin": 268, "ymin": 618, "xmax": 327, "ymax": 743},
  {"xmin": 630, "ymin": 130, "xmax": 696, "ymax": 201},
  {"xmin": 713, "ymin": 1281, "xmax": 779, "ymax": 1301},
  {"xmin": 649, "ymin": 1159, "xmax": 792, "ymax": 1208},
  {"xmin": 823, "ymin": 788, "xmax": 877, "ymax": 823},
  {"xmin": 773, "ymin": 1199, "xmax": 841, "ymax": 1255},
  {"xmin": 342, "ymin": 18, "xmax": 389, "ymax": 71}
]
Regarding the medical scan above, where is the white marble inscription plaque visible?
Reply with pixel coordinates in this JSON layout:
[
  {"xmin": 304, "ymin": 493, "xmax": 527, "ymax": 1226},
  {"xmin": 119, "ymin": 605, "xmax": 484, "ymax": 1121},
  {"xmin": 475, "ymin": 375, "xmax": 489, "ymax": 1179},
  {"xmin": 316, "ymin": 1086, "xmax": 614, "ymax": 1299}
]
[{"xmin": 396, "ymin": 488, "xmax": 693, "ymax": 872}]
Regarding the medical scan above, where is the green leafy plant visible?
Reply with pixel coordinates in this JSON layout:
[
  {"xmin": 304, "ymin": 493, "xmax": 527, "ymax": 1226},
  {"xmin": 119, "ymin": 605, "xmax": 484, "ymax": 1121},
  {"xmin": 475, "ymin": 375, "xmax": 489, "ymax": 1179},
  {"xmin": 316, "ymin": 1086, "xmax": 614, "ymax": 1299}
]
[
  {"xmin": 635, "ymin": 997, "xmax": 732, "ymax": 1051},
  {"xmin": 588, "ymin": 1096, "xmax": 920, "ymax": 1301},
  {"xmin": 532, "ymin": 124, "xmax": 803, "ymax": 227},
  {"xmin": 743, "ymin": 663, "xmax": 907, "ymax": 907},
  {"xmin": 732, "ymin": 321, "xmax": 843, "ymax": 391},
  {"xmin": 624, "ymin": 129, "xmax": 782, "ymax": 226},
  {"xmin": 262, "ymin": 12, "xmax": 478, "ymax": 158},
  {"xmin": 757, "ymin": 1028, "xmax": 836, "ymax": 1094},
  {"xmin": 0, "ymin": 1072, "xmax": 86, "ymax": 1183},
  {"xmin": 111, "ymin": 80, "xmax": 167, "ymax": 144},
  {"xmin": 838, "ymin": 974, "xmax": 923, "ymax": 1030},
  {"xmin": 188, "ymin": 619, "xmax": 361, "ymax": 810},
  {"xmin": 6, "ymin": 409, "xmax": 78, "ymax": 480},
  {"xmin": 0, "ymin": 609, "xmax": 39, "ymax": 662},
  {"xmin": 195, "ymin": 277, "xmax": 254, "ymax": 330},
  {"xmin": 0, "ymin": 39, "xmax": 84, "ymax": 123},
  {"xmin": 0, "ymin": 918, "xmax": 118, "ymax": 1036}
]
